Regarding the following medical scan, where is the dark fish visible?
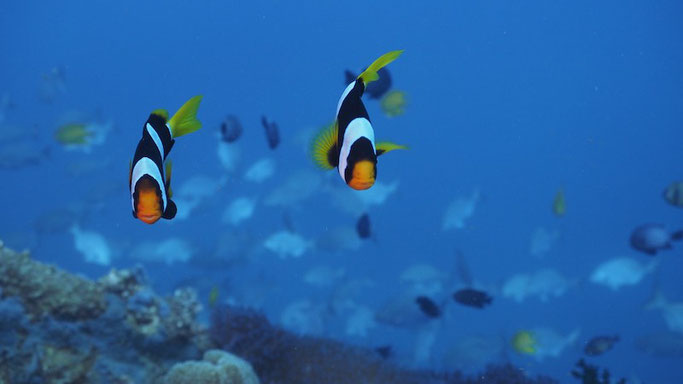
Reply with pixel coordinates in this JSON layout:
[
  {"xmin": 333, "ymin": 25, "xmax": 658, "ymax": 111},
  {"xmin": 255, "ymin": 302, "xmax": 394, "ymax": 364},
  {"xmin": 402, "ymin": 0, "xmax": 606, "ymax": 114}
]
[
  {"xmin": 629, "ymin": 223, "xmax": 683, "ymax": 255},
  {"xmin": 344, "ymin": 67, "xmax": 392, "ymax": 99},
  {"xmin": 261, "ymin": 115, "xmax": 280, "ymax": 149},
  {"xmin": 452, "ymin": 288, "xmax": 492, "ymax": 309},
  {"xmin": 374, "ymin": 345, "xmax": 392, "ymax": 359},
  {"xmin": 356, "ymin": 213, "xmax": 371, "ymax": 239},
  {"xmin": 663, "ymin": 181, "xmax": 683, "ymax": 208},
  {"xmin": 584, "ymin": 335, "xmax": 619, "ymax": 356},
  {"xmin": 219, "ymin": 115, "xmax": 242, "ymax": 143},
  {"xmin": 415, "ymin": 296, "xmax": 441, "ymax": 318}
]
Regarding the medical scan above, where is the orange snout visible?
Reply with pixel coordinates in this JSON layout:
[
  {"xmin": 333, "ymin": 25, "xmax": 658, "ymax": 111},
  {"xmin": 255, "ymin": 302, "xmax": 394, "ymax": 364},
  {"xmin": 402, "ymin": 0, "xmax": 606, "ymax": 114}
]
[
  {"xmin": 136, "ymin": 188, "xmax": 162, "ymax": 224},
  {"xmin": 348, "ymin": 160, "xmax": 376, "ymax": 190}
]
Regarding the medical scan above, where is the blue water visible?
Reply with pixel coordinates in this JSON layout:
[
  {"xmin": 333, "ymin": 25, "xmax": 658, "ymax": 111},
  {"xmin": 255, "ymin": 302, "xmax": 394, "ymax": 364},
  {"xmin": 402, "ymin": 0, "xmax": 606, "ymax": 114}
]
[{"xmin": 1, "ymin": 1, "xmax": 682, "ymax": 382}]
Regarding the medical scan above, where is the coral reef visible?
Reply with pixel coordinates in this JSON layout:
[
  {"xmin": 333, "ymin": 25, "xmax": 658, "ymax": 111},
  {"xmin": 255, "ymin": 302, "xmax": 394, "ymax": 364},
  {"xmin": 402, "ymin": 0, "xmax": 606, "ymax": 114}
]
[
  {"xmin": 571, "ymin": 359, "xmax": 626, "ymax": 384},
  {"xmin": 210, "ymin": 305, "xmax": 559, "ymax": 384},
  {"xmin": 0, "ymin": 241, "xmax": 213, "ymax": 383},
  {"xmin": 0, "ymin": 239, "xmax": 105, "ymax": 320},
  {"xmin": 0, "ymin": 239, "xmax": 562, "ymax": 384}
]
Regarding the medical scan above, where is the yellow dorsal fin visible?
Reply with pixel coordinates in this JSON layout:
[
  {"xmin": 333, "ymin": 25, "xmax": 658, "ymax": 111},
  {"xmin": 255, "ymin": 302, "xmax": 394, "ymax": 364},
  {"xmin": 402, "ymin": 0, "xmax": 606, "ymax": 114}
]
[
  {"xmin": 311, "ymin": 121, "xmax": 339, "ymax": 170},
  {"xmin": 358, "ymin": 50, "xmax": 404, "ymax": 84},
  {"xmin": 151, "ymin": 109, "xmax": 169, "ymax": 120},
  {"xmin": 376, "ymin": 141, "xmax": 408, "ymax": 156},
  {"xmin": 168, "ymin": 95, "xmax": 203, "ymax": 138}
]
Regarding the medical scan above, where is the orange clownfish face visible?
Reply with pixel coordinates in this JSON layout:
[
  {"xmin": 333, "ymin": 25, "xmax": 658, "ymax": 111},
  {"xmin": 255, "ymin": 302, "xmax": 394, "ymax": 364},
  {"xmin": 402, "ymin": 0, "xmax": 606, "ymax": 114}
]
[
  {"xmin": 134, "ymin": 178, "xmax": 163, "ymax": 224},
  {"xmin": 347, "ymin": 160, "xmax": 376, "ymax": 190}
]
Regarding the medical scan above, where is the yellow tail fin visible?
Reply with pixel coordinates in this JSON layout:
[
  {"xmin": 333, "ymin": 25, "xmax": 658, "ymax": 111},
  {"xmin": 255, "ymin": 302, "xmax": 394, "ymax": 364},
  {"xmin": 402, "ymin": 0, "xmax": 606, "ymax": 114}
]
[
  {"xmin": 168, "ymin": 95, "xmax": 203, "ymax": 138},
  {"xmin": 358, "ymin": 50, "xmax": 403, "ymax": 84}
]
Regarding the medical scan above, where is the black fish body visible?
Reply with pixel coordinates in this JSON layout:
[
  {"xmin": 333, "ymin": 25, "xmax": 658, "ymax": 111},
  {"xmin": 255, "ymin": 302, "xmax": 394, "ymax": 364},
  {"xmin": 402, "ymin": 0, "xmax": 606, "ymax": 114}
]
[
  {"xmin": 356, "ymin": 213, "xmax": 372, "ymax": 239},
  {"xmin": 629, "ymin": 223, "xmax": 683, "ymax": 255},
  {"xmin": 452, "ymin": 288, "xmax": 493, "ymax": 309},
  {"xmin": 219, "ymin": 115, "xmax": 242, "ymax": 143},
  {"xmin": 415, "ymin": 296, "xmax": 441, "ymax": 318},
  {"xmin": 344, "ymin": 67, "xmax": 392, "ymax": 99},
  {"xmin": 584, "ymin": 335, "xmax": 619, "ymax": 356},
  {"xmin": 261, "ymin": 115, "xmax": 280, "ymax": 149}
]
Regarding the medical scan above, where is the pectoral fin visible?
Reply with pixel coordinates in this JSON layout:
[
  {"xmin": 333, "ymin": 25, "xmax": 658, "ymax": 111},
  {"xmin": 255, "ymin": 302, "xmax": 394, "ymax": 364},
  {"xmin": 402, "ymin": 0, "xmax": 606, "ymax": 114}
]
[
  {"xmin": 311, "ymin": 121, "xmax": 339, "ymax": 169},
  {"xmin": 376, "ymin": 141, "xmax": 408, "ymax": 156}
]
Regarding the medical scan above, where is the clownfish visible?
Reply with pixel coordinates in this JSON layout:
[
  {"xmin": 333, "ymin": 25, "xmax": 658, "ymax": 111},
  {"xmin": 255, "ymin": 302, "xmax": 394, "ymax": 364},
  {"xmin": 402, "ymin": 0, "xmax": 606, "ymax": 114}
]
[
  {"xmin": 312, "ymin": 51, "xmax": 407, "ymax": 190},
  {"xmin": 129, "ymin": 96, "xmax": 203, "ymax": 224}
]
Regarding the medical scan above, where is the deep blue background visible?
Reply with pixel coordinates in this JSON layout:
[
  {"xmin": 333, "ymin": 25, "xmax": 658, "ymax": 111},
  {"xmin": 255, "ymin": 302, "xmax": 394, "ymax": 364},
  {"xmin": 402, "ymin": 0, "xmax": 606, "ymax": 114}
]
[{"xmin": 1, "ymin": 1, "xmax": 682, "ymax": 382}]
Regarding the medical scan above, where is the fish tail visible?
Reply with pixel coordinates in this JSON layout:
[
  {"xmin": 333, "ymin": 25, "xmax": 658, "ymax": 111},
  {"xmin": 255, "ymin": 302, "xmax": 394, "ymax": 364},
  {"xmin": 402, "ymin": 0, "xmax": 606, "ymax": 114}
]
[
  {"xmin": 357, "ymin": 50, "xmax": 403, "ymax": 85},
  {"xmin": 168, "ymin": 95, "xmax": 203, "ymax": 138}
]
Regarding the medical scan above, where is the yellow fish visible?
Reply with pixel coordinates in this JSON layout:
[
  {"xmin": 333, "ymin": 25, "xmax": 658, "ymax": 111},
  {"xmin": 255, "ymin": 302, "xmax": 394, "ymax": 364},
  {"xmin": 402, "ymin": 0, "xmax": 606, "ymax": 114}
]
[
  {"xmin": 208, "ymin": 285, "xmax": 219, "ymax": 307},
  {"xmin": 512, "ymin": 330, "xmax": 537, "ymax": 354},
  {"xmin": 55, "ymin": 123, "xmax": 92, "ymax": 145},
  {"xmin": 552, "ymin": 188, "xmax": 566, "ymax": 217},
  {"xmin": 380, "ymin": 90, "xmax": 408, "ymax": 117}
]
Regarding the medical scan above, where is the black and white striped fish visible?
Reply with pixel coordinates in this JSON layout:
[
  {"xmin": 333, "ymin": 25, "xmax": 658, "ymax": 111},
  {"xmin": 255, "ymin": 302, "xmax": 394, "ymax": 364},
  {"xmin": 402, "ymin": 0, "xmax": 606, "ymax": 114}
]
[
  {"xmin": 312, "ymin": 51, "xmax": 407, "ymax": 190},
  {"xmin": 129, "ymin": 96, "xmax": 202, "ymax": 224}
]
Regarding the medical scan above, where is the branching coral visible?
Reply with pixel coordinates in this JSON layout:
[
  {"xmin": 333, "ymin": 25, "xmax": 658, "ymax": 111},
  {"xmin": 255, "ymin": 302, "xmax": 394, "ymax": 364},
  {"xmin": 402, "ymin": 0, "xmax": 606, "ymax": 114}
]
[
  {"xmin": 210, "ymin": 305, "xmax": 559, "ymax": 384},
  {"xmin": 571, "ymin": 359, "xmax": 626, "ymax": 384}
]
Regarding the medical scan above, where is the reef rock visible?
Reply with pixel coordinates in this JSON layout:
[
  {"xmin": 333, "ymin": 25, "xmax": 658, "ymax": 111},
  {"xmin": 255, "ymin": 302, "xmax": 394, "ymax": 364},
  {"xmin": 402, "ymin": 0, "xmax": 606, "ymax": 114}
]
[
  {"xmin": 164, "ymin": 349, "xmax": 259, "ymax": 384},
  {"xmin": 0, "ymin": 240, "xmax": 106, "ymax": 320},
  {"xmin": 0, "ymin": 240, "xmax": 210, "ymax": 383}
]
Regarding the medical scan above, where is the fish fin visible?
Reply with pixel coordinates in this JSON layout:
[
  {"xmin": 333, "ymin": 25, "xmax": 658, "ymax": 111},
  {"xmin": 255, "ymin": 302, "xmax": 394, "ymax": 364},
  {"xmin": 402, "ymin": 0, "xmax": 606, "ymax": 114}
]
[
  {"xmin": 164, "ymin": 160, "xmax": 173, "ymax": 197},
  {"xmin": 311, "ymin": 121, "xmax": 339, "ymax": 170},
  {"xmin": 151, "ymin": 109, "xmax": 169, "ymax": 121},
  {"xmin": 344, "ymin": 70, "xmax": 356, "ymax": 84},
  {"xmin": 358, "ymin": 50, "xmax": 403, "ymax": 85},
  {"xmin": 672, "ymin": 230, "xmax": 683, "ymax": 241},
  {"xmin": 168, "ymin": 95, "xmax": 203, "ymax": 138},
  {"xmin": 376, "ymin": 141, "xmax": 408, "ymax": 156},
  {"xmin": 162, "ymin": 199, "xmax": 177, "ymax": 219},
  {"xmin": 132, "ymin": 210, "xmax": 138, "ymax": 218}
]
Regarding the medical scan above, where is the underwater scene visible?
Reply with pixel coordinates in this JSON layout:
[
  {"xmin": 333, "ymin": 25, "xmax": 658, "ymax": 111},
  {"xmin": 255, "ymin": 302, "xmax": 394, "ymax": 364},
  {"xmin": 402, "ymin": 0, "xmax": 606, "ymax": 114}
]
[{"xmin": 1, "ymin": 1, "xmax": 682, "ymax": 383}]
